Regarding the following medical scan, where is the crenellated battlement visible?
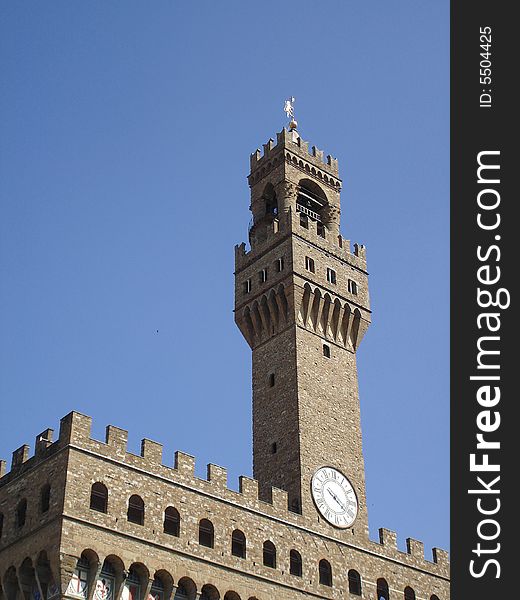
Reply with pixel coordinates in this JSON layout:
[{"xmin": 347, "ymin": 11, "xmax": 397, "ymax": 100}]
[
  {"xmin": 0, "ymin": 411, "xmax": 449, "ymax": 579},
  {"xmin": 249, "ymin": 128, "xmax": 340, "ymax": 182},
  {"xmin": 235, "ymin": 208, "xmax": 367, "ymax": 274}
]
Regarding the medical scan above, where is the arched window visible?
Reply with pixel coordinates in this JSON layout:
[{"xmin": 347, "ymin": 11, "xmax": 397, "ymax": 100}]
[
  {"xmin": 430, "ymin": 596, "xmax": 440, "ymax": 600},
  {"xmin": 377, "ymin": 578, "xmax": 390, "ymax": 600},
  {"xmin": 231, "ymin": 529, "xmax": 246, "ymax": 558},
  {"xmin": 175, "ymin": 578, "xmax": 196, "ymax": 600},
  {"xmin": 150, "ymin": 576, "xmax": 165, "ymax": 600},
  {"xmin": 163, "ymin": 506, "xmax": 180, "ymax": 536},
  {"xmin": 200, "ymin": 584, "xmax": 219, "ymax": 600},
  {"xmin": 199, "ymin": 518, "xmax": 214, "ymax": 548},
  {"xmin": 319, "ymin": 559, "xmax": 332, "ymax": 587},
  {"xmin": 289, "ymin": 550, "xmax": 302, "ymax": 577},
  {"xmin": 262, "ymin": 540, "xmax": 276, "ymax": 568},
  {"xmin": 40, "ymin": 484, "xmax": 51, "ymax": 513},
  {"xmin": 127, "ymin": 495, "xmax": 144, "ymax": 525},
  {"xmin": 348, "ymin": 569, "xmax": 362, "ymax": 595},
  {"xmin": 16, "ymin": 498, "xmax": 27, "ymax": 528},
  {"xmin": 263, "ymin": 183, "xmax": 278, "ymax": 217},
  {"xmin": 404, "ymin": 587, "xmax": 416, "ymax": 600},
  {"xmin": 90, "ymin": 482, "xmax": 108, "ymax": 513}
]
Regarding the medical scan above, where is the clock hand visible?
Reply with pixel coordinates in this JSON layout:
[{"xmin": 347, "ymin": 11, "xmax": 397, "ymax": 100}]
[{"xmin": 326, "ymin": 488, "xmax": 346, "ymax": 511}]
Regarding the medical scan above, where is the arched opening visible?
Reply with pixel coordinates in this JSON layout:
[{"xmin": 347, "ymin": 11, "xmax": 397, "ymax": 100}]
[
  {"xmin": 90, "ymin": 482, "xmax": 108, "ymax": 513},
  {"xmin": 151, "ymin": 570, "xmax": 173, "ymax": 600},
  {"xmin": 262, "ymin": 540, "xmax": 276, "ymax": 568},
  {"xmin": 3, "ymin": 566, "xmax": 20, "ymax": 600},
  {"xmin": 348, "ymin": 569, "xmax": 362, "ymax": 595},
  {"xmin": 123, "ymin": 564, "xmax": 149, "ymax": 600},
  {"xmin": 377, "ymin": 578, "xmax": 390, "ymax": 600},
  {"xmin": 200, "ymin": 584, "xmax": 219, "ymax": 600},
  {"xmin": 430, "ymin": 596, "xmax": 440, "ymax": 600},
  {"xmin": 289, "ymin": 550, "xmax": 302, "ymax": 577},
  {"xmin": 96, "ymin": 556, "xmax": 122, "ymax": 600},
  {"xmin": 199, "ymin": 518, "xmax": 214, "ymax": 548},
  {"xmin": 35, "ymin": 550, "xmax": 57, "ymax": 600},
  {"xmin": 297, "ymin": 179, "xmax": 328, "ymax": 223},
  {"xmin": 174, "ymin": 577, "xmax": 196, "ymax": 600},
  {"xmin": 127, "ymin": 495, "xmax": 144, "ymax": 525},
  {"xmin": 223, "ymin": 593, "xmax": 241, "ymax": 600},
  {"xmin": 19, "ymin": 558, "xmax": 38, "ymax": 600},
  {"xmin": 262, "ymin": 183, "xmax": 278, "ymax": 217},
  {"xmin": 40, "ymin": 483, "xmax": 51, "ymax": 513},
  {"xmin": 231, "ymin": 529, "xmax": 246, "ymax": 558},
  {"xmin": 404, "ymin": 587, "xmax": 416, "ymax": 600},
  {"xmin": 66, "ymin": 556, "xmax": 90, "ymax": 599},
  {"xmin": 16, "ymin": 498, "xmax": 27, "ymax": 528},
  {"xmin": 163, "ymin": 506, "xmax": 180, "ymax": 536},
  {"xmin": 318, "ymin": 559, "xmax": 332, "ymax": 587}
]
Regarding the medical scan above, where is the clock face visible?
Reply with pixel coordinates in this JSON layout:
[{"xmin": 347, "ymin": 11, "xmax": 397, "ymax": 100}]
[{"xmin": 311, "ymin": 466, "xmax": 358, "ymax": 528}]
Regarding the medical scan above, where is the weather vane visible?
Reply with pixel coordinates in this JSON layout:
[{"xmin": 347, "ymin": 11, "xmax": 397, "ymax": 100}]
[{"xmin": 284, "ymin": 96, "xmax": 298, "ymax": 130}]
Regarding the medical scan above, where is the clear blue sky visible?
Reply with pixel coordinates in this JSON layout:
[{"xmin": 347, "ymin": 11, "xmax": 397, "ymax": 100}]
[{"xmin": 0, "ymin": 1, "xmax": 449, "ymax": 554}]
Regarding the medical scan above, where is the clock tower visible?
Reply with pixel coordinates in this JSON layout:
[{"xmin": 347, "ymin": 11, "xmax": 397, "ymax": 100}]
[{"xmin": 234, "ymin": 123, "xmax": 372, "ymax": 540}]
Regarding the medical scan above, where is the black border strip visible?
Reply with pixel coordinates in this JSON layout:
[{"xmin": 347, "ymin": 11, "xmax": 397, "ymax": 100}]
[{"xmin": 451, "ymin": 1, "xmax": 514, "ymax": 596}]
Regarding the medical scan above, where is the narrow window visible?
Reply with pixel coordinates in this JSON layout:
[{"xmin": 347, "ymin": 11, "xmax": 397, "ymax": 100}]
[
  {"xmin": 40, "ymin": 484, "xmax": 51, "ymax": 513},
  {"xmin": 127, "ymin": 494, "xmax": 144, "ymax": 525},
  {"xmin": 269, "ymin": 373, "xmax": 275, "ymax": 387},
  {"xmin": 163, "ymin": 506, "xmax": 180, "ymax": 536},
  {"xmin": 377, "ymin": 578, "xmax": 390, "ymax": 600},
  {"xmin": 259, "ymin": 268, "xmax": 268, "ymax": 283},
  {"xmin": 289, "ymin": 550, "xmax": 302, "ymax": 577},
  {"xmin": 323, "ymin": 344, "xmax": 331, "ymax": 358},
  {"xmin": 348, "ymin": 570, "xmax": 362, "ymax": 595},
  {"xmin": 276, "ymin": 257, "xmax": 284, "ymax": 272},
  {"xmin": 348, "ymin": 279, "xmax": 358, "ymax": 295},
  {"xmin": 231, "ymin": 529, "xmax": 246, "ymax": 558},
  {"xmin": 263, "ymin": 540, "xmax": 276, "ymax": 568},
  {"xmin": 327, "ymin": 268, "xmax": 337, "ymax": 284},
  {"xmin": 305, "ymin": 256, "xmax": 315, "ymax": 273},
  {"xmin": 317, "ymin": 222, "xmax": 326, "ymax": 238},
  {"xmin": 16, "ymin": 499, "xmax": 27, "ymax": 528},
  {"xmin": 0, "ymin": 513, "xmax": 4, "ymax": 539},
  {"xmin": 300, "ymin": 213, "xmax": 309, "ymax": 229},
  {"xmin": 199, "ymin": 518, "xmax": 214, "ymax": 548},
  {"xmin": 319, "ymin": 559, "xmax": 332, "ymax": 587},
  {"xmin": 404, "ymin": 587, "xmax": 416, "ymax": 600},
  {"xmin": 270, "ymin": 442, "xmax": 277, "ymax": 454},
  {"xmin": 90, "ymin": 482, "xmax": 108, "ymax": 513},
  {"xmin": 244, "ymin": 279, "xmax": 252, "ymax": 294}
]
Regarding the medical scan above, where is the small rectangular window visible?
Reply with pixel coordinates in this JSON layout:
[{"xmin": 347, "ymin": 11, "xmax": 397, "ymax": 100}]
[
  {"xmin": 317, "ymin": 222, "xmax": 326, "ymax": 238},
  {"xmin": 305, "ymin": 256, "xmax": 315, "ymax": 273},
  {"xmin": 244, "ymin": 279, "xmax": 252, "ymax": 294},
  {"xmin": 300, "ymin": 213, "xmax": 309, "ymax": 229},
  {"xmin": 271, "ymin": 442, "xmax": 277, "ymax": 454},
  {"xmin": 323, "ymin": 344, "xmax": 331, "ymax": 358},
  {"xmin": 276, "ymin": 257, "xmax": 284, "ymax": 272},
  {"xmin": 327, "ymin": 268, "xmax": 336, "ymax": 285},
  {"xmin": 348, "ymin": 279, "xmax": 358, "ymax": 295},
  {"xmin": 259, "ymin": 268, "xmax": 268, "ymax": 283},
  {"xmin": 269, "ymin": 373, "xmax": 275, "ymax": 387}
]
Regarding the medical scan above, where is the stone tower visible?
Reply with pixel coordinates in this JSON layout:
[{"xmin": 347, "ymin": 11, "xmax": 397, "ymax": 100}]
[{"xmin": 234, "ymin": 127, "xmax": 372, "ymax": 539}]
